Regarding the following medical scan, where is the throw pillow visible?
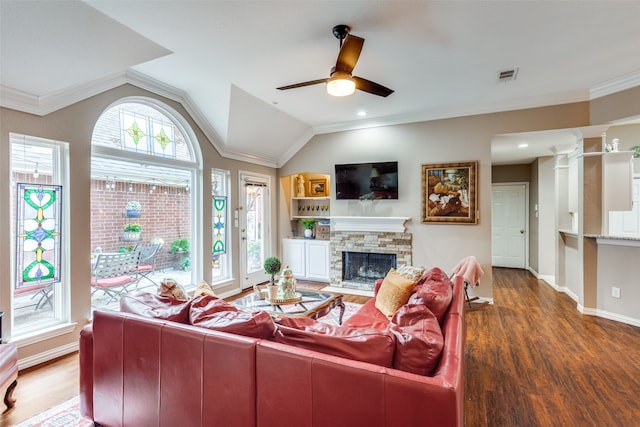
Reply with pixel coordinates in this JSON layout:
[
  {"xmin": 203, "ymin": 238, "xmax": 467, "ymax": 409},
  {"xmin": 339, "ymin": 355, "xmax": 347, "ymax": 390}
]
[
  {"xmin": 395, "ymin": 264, "xmax": 426, "ymax": 282},
  {"xmin": 190, "ymin": 295, "xmax": 276, "ymax": 339},
  {"xmin": 158, "ymin": 277, "xmax": 189, "ymax": 300},
  {"xmin": 120, "ymin": 291, "xmax": 192, "ymax": 324},
  {"xmin": 274, "ymin": 319, "xmax": 396, "ymax": 367},
  {"xmin": 390, "ymin": 304, "xmax": 444, "ymax": 376},
  {"xmin": 408, "ymin": 267, "xmax": 453, "ymax": 325},
  {"xmin": 193, "ymin": 280, "xmax": 216, "ymax": 297},
  {"xmin": 375, "ymin": 268, "xmax": 417, "ymax": 318}
]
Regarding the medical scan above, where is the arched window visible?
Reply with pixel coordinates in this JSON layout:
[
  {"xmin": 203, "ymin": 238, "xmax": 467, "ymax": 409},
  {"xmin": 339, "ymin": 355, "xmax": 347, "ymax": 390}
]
[{"xmin": 90, "ymin": 98, "xmax": 201, "ymax": 311}]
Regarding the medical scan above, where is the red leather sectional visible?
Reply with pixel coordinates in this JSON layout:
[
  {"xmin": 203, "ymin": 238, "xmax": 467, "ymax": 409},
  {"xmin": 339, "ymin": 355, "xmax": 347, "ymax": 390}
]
[{"xmin": 79, "ymin": 274, "xmax": 465, "ymax": 426}]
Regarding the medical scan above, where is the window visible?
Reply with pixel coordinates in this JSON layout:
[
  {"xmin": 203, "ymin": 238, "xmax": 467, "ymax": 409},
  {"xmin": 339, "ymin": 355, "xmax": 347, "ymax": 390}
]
[
  {"xmin": 10, "ymin": 134, "xmax": 70, "ymax": 336},
  {"xmin": 91, "ymin": 99, "xmax": 200, "ymax": 310},
  {"xmin": 212, "ymin": 169, "xmax": 231, "ymax": 282}
]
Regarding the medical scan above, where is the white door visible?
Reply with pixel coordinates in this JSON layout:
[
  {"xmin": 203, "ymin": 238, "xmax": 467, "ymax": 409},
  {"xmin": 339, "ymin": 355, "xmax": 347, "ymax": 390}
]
[
  {"xmin": 492, "ymin": 184, "xmax": 527, "ymax": 268},
  {"xmin": 239, "ymin": 172, "xmax": 271, "ymax": 289}
]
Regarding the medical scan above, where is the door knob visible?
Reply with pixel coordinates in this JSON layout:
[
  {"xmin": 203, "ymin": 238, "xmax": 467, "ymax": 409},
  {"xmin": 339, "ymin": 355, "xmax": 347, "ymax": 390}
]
[{"xmin": 520, "ymin": 230, "xmax": 525, "ymax": 234}]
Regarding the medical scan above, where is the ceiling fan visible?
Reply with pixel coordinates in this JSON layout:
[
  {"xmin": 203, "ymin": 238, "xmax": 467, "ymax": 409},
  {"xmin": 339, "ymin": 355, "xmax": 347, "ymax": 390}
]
[{"xmin": 276, "ymin": 25, "xmax": 394, "ymax": 98}]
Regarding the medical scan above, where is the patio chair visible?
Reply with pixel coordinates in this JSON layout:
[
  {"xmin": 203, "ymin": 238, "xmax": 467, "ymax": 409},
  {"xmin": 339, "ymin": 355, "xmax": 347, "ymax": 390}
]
[
  {"xmin": 14, "ymin": 283, "xmax": 54, "ymax": 310},
  {"xmin": 91, "ymin": 251, "xmax": 141, "ymax": 303},
  {"xmin": 133, "ymin": 242, "xmax": 162, "ymax": 288}
]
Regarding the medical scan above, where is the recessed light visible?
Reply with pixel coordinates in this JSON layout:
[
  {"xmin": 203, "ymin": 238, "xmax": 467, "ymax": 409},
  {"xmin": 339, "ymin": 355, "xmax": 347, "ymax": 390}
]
[
  {"xmin": 357, "ymin": 111, "xmax": 366, "ymax": 117},
  {"xmin": 518, "ymin": 143, "xmax": 529, "ymax": 148}
]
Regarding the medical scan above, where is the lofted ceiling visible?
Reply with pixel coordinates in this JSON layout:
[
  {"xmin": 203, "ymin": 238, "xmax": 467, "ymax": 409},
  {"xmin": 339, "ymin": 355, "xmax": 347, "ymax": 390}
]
[{"xmin": 2, "ymin": 1, "xmax": 640, "ymax": 167}]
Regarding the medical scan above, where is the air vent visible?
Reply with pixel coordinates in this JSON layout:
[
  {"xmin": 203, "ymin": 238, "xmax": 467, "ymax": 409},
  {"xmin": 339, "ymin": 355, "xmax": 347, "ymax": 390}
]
[{"xmin": 498, "ymin": 68, "xmax": 518, "ymax": 82}]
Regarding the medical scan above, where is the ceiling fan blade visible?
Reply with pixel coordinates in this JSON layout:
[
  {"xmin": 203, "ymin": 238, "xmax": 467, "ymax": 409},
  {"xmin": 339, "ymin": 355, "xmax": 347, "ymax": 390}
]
[
  {"xmin": 335, "ymin": 34, "xmax": 364, "ymax": 73},
  {"xmin": 277, "ymin": 78, "xmax": 327, "ymax": 91},
  {"xmin": 353, "ymin": 76, "xmax": 394, "ymax": 97}
]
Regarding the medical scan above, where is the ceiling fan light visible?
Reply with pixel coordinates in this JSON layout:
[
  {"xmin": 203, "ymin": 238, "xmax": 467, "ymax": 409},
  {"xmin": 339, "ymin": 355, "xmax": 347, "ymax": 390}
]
[{"xmin": 327, "ymin": 72, "xmax": 356, "ymax": 96}]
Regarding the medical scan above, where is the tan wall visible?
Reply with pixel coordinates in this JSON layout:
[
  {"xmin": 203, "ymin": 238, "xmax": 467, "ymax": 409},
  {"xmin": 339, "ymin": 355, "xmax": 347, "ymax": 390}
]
[
  {"xmin": 279, "ymin": 102, "xmax": 591, "ymax": 301},
  {"xmin": 492, "ymin": 164, "xmax": 531, "ymax": 183},
  {"xmin": 590, "ymin": 86, "xmax": 640, "ymax": 125},
  {"xmin": 0, "ymin": 84, "xmax": 276, "ymax": 363}
]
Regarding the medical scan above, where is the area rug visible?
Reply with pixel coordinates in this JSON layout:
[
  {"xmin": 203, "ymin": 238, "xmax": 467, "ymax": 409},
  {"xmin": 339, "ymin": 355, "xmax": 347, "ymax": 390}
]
[
  {"xmin": 13, "ymin": 396, "xmax": 91, "ymax": 427},
  {"xmin": 318, "ymin": 301, "xmax": 362, "ymax": 325}
]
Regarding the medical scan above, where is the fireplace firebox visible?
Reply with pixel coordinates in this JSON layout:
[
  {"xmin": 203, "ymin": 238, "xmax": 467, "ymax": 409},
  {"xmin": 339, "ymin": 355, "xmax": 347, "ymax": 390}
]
[{"xmin": 342, "ymin": 251, "xmax": 396, "ymax": 284}]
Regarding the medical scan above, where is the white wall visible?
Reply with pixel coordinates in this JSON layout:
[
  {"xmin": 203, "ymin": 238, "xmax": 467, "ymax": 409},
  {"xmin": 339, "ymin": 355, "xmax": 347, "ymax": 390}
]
[{"xmin": 537, "ymin": 156, "xmax": 557, "ymax": 280}]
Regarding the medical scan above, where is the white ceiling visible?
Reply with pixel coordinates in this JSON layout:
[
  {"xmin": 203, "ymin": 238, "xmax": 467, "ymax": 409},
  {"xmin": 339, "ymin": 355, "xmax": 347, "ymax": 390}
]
[{"xmin": 2, "ymin": 1, "xmax": 640, "ymax": 167}]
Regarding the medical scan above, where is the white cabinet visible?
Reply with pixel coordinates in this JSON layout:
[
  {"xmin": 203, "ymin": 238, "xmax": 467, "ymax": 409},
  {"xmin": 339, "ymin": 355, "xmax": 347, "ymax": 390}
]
[
  {"xmin": 282, "ymin": 238, "xmax": 306, "ymax": 278},
  {"xmin": 281, "ymin": 239, "xmax": 330, "ymax": 282}
]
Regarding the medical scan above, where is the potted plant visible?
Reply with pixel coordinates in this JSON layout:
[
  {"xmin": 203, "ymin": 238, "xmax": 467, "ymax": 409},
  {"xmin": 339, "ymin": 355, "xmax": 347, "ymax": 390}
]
[
  {"xmin": 299, "ymin": 218, "xmax": 316, "ymax": 238},
  {"xmin": 125, "ymin": 200, "xmax": 142, "ymax": 218},
  {"xmin": 123, "ymin": 223, "xmax": 142, "ymax": 241},
  {"xmin": 171, "ymin": 238, "xmax": 190, "ymax": 270},
  {"xmin": 263, "ymin": 256, "xmax": 282, "ymax": 300}
]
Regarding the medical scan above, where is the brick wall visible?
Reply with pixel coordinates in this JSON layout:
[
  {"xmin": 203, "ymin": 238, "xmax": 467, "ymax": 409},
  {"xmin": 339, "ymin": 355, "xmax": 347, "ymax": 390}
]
[{"xmin": 90, "ymin": 179, "xmax": 191, "ymax": 270}]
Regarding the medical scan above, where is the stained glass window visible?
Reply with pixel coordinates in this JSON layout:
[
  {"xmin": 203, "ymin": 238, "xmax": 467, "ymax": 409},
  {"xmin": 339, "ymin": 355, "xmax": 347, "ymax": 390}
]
[
  {"xmin": 121, "ymin": 110, "xmax": 177, "ymax": 158},
  {"xmin": 92, "ymin": 102, "xmax": 192, "ymax": 162},
  {"xmin": 212, "ymin": 196, "xmax": 227, "ymax": 255},
  {"xmin": 15, "ymin": 183, "xmax": 63, "ymax": 290},
  {"xmin": 212, "ymin": 169, "xmax": 230, "ymax": 281}
]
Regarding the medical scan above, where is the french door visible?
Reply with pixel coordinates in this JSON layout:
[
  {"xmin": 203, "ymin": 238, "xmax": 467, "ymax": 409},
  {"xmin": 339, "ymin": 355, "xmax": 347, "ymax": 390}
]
[{"xmin": 239, "ymin": 172, "xmax": 270, "ymax": 289}]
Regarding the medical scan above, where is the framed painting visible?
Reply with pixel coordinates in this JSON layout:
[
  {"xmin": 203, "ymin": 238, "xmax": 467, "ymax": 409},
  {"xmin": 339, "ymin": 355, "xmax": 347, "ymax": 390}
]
[
  {"xmin": 421, "ymin": 161, "xmax": 477, "ymax": 224},
  {"xmin": 309, "ymin": 179, "xmax": 327, "ymax": 197}
]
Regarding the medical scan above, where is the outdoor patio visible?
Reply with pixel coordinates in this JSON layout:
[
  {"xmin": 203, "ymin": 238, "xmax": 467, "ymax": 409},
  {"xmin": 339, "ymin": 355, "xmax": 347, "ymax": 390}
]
[{"xmin": 13, "ymin": 267, "xmax": 192, "ymax": 328}]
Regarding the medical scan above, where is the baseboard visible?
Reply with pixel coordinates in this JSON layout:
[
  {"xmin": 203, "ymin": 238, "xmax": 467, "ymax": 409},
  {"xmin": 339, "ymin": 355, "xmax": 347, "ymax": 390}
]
[
  {"xmin": 18, "ymin": 341, "xmax": 78, "ymax": 370},
  {"xmin": 542, "ymin": 279, "xmax": 640, "ymax": 328},
  {"xmin": 321, "ymin": 286, "xmax": 374, "ymax": 297}
]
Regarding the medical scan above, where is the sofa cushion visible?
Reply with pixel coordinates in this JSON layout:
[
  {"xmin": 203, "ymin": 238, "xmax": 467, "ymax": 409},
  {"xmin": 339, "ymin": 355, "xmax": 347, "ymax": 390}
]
[
  {"xmin": 190, "ymin": 295, "xmax": 276, "ymax": 339},
  {"xmin": 120, "ymin": 292, "xmax": 192, "ymax": 324},
  {"xmin": 342, "ymin": 298, "xmax": 390, "ymax": 331},
  {"xmin": 375, "ymin": 268, "xmax": 417, "ymax": 318},
  {"xmin": 274, "ymin": 317, "xmax": 396, "ymax": 367},
  {"xmin": 396, "ymin": 264, "xmax": 426, "ymax": 282},
  {"xmin": 390, "ymin": 304, "xmax": 444, "ymax": 376},
  {"xmin": 408, "ymin": 267, "xmax": 453, "ymax": 324}
]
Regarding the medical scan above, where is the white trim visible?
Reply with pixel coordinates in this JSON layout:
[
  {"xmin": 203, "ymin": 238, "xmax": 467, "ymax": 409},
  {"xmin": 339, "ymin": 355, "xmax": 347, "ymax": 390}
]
[
  {"xmin": 595, "ymin": 237, "xmax": 640, "ymax": 247},
  {"xmin": 582, "ymin": 308, "xmax": 640, "ymax": 328},
  {"xmin": 11, "ymin": 322, "xmax": 77, "ymax": 348},
  {"xmin": 541, "ymin": 279, "xmax": 640, "ymax": 328},
  {"xmin": 17, "ymin": 341, "xmax": 79, "ymax": 370},
  {"xmin": 589, "ymin": 71, "xmax": 640, "ymax": 100},
  {"xmin": 330, "ymin": 216, "xmax": 410, "ymax": 233}
]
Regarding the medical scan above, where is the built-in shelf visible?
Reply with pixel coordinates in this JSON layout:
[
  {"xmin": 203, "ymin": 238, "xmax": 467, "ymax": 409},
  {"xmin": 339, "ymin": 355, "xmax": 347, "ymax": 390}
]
[{"xmin": 289, "ymin": 173, "xmax": 331, "ymax": 220}]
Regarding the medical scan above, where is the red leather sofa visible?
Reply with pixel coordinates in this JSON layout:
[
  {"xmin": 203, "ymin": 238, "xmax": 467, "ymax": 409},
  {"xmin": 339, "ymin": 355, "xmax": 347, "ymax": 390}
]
[{"xmin": 79, "ymin": 272, "xmax": 465, "ymax": 427}]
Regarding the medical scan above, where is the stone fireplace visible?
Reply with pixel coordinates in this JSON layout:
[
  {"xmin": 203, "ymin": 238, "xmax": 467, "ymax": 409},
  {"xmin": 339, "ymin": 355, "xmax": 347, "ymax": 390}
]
[{"xmin": 330, "ymin": 217, "xmax": 411, "ymax": 291}]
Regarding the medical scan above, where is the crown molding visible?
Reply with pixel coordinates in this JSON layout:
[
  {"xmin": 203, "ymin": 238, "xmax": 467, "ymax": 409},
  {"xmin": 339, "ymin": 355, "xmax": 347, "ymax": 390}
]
[
  {"xmin": 0, "ymin": 72, "xmax": 127, "ymax": 116},
  {"xmin": 0, "ymin": 70, "xmax": 278, "ymax": 168},
  {"xmin": 312, "ymin": 89, "xmax": 589, "ymax": 135},
  {"xmin": 125, "ymin": 70, "xmax": 277, "ymax": 167},
  {"xmin": 590, "ymin": 71, "xmax": 640, "ymax": 100},
  {"xmin": 276, "ymin": 128, "xmax": 316, "ymax": 168}
]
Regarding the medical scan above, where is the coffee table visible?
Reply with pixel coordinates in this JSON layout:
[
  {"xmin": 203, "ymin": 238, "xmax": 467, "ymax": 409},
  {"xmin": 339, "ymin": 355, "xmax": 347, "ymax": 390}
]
[{"xmin": 232, "ymin": 290, "xmax": 346, "ymax": 324}]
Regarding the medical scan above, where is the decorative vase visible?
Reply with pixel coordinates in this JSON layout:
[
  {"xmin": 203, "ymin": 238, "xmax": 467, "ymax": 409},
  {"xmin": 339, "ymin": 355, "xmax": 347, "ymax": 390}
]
[
  {"xmin": 304, "ymin": 228, "xmax": 313, "ymax": 238},
  {"xmin": 126, "ymin": 209, "xmax": 141, "ymax": 218},
  {"xmin": 267, "ymin": 284, "xmax": 278, "ymax": 301},
  {"xmin": 277, "ymin": 266, "xmax": 297, "ymax": 300}
]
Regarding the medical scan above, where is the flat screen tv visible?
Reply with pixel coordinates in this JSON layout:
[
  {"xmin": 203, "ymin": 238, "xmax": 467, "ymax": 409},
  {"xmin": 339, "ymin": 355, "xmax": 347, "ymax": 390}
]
[{"xmin": 335, "ymin": 161, "xmax": 398, "ymax": 200}]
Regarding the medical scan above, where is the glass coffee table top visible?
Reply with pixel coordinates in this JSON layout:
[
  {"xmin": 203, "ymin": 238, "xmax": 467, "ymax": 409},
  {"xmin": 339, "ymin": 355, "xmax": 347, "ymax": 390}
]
[{"xmin": 232, "ymin": 289, "xmax": 345, "ymax": 323}]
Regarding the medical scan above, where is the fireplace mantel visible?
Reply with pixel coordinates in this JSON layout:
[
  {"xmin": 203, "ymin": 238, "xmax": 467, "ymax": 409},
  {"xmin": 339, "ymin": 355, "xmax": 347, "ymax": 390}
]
[{"xmin": 330, "ymin": 216, "xmax": 410, "ymax": 233}]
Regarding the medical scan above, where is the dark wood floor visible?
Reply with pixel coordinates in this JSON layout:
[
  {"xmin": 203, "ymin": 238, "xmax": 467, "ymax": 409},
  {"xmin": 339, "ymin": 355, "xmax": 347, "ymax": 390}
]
[
  {"xmin": 2, "ymin": 270, "xmax": 639, "ymax": 426},
  {"xmin": 466, "ymin": 267, "xmax": 640, "ymax": 426}
]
